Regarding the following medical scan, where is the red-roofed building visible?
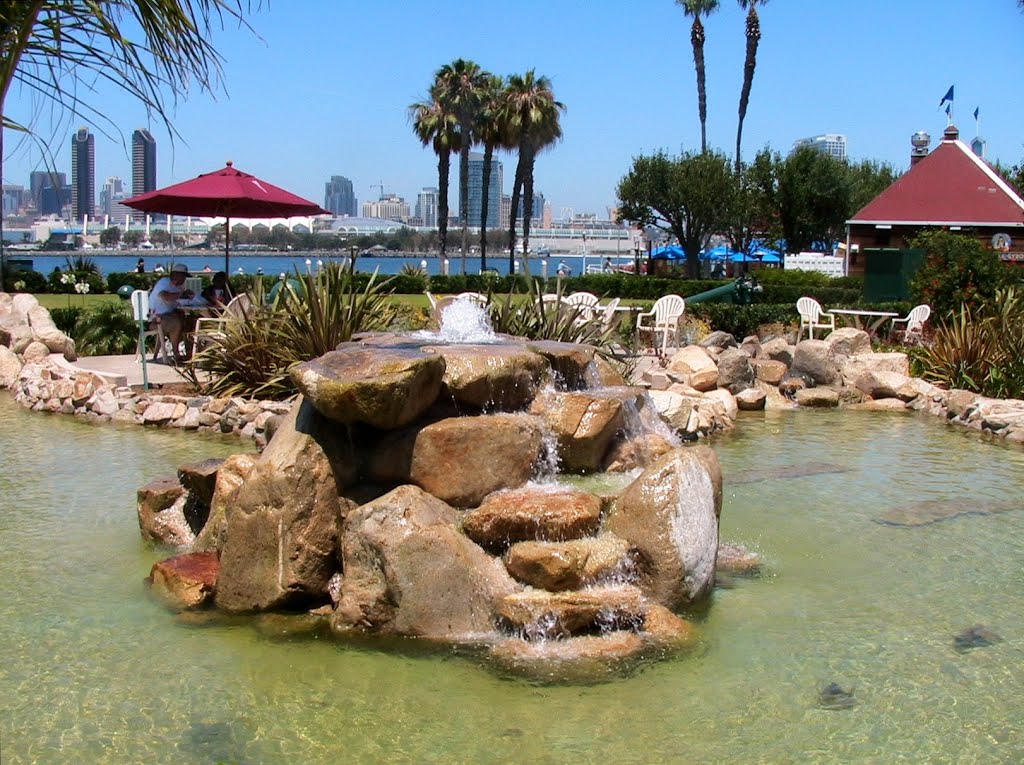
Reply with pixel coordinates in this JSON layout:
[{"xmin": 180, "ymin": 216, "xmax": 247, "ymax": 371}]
[{"xmin": 846, "ymin": 125, "xmax": 1024, "ymax": 275}]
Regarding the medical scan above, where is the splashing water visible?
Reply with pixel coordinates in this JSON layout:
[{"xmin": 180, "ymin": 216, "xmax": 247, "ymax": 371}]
[{"xmin": 435, "ymin": 297, "xmax": 498, "ymax": 344}]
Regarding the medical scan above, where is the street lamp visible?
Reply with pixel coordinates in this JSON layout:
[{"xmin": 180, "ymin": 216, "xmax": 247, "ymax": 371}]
[{"xmin": 633, "ymin": 235, "xmax": 642, "ymax": 276}]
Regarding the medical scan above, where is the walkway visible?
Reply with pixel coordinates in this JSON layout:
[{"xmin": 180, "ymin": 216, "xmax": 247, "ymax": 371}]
[{"xmin": 70, "ymin": 354, "xmax": 191, "ymax": 388}]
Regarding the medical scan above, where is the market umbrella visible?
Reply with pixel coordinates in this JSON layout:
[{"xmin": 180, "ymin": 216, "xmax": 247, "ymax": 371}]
[
  {"xmin": 123, "ymin": 161, "xmax": 329, "ymax": 273},
  {"xmin": 651, "ymin": 245, "xmax": 686, "ymax": 260}
]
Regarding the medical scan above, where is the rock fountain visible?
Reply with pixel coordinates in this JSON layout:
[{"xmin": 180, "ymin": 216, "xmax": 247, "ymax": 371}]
[{"xmin": 142, "ymin": 297, "xmax": 724, "ymax": 681}]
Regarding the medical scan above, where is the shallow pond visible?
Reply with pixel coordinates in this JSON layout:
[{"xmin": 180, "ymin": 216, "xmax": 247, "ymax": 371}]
[{"xmin": 1, "ymin": 397, "xmax": 1023, "ymax": 764}]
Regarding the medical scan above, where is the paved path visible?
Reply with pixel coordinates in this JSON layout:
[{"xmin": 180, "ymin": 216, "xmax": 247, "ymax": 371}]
[{"xmin": 71, "ymin": 354, "xmax": 192, "ymax": 387}]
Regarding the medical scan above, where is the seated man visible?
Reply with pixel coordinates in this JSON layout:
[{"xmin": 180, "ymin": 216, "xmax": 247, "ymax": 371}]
[{"xmin": 148, "ymin": 263, "xmax": 196, "ymax": 363}]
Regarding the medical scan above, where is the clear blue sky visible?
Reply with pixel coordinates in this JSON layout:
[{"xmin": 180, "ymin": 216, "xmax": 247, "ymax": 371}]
[{"xmin": 3, "ymin": 0, "xmax": 1022, "ymax": 219}]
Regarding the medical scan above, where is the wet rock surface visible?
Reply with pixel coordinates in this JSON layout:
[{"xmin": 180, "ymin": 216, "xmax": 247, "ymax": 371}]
[
  {"xmin": 818, "ymin": 682, "xmax": 857, "ymax": 710},
  {"xmin": 463, "ymin": 486, "xmax": 603, "ymax": 552},
  {"xmin": 953, "ymin": 625, "xmax": 1003, "ymax": 653}
]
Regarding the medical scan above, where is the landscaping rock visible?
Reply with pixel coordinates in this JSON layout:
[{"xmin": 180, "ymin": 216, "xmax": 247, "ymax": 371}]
[
  {"xmin": 462, "ymin": 486, "xmax": 603, "ymax": 552},
  {"xmin": 667, "ymin": 345, "xmax": 719, "ymax": 392},
  {"xmin": 795, "ymin": 387, "xmax": 840, "ymax": 408},
  {"xmin": 826, "ymin": 327, "xmax": 871, "ymax": 357},
  {"xmin": 367, "ymin": 413, "xmax": 545, "ymax": 507},
  {"xmin": 148, "ymin": 551, "xmax": 219, "ymax": 611},
  {"xmin": 716, "ymin": 348, "xmax": 755, "ymax": 393},
  {"xmin": 332, "ymin": 485, "xmax": 517, "ymax": 639},
  {"xmin": 792, "ymin": 340, "xmax": 840, "ymax": 385},
  {"xmin": 425, "ymin": 342, "xmax": 547, "ymax": 410},
  {"xmin": 504, "ymin": 533, "xmax": 632, "ymax": 591},
  {"xmin": 735, "ymin": 388, "xmax": 767, "ymax": 411},
  {"xmin": 291, "ymin": 344, "xmax": 446, "ymax": 429},
  {"xmin": 604, "ymin": 446, "xmax": 721, "ymax": 609}
]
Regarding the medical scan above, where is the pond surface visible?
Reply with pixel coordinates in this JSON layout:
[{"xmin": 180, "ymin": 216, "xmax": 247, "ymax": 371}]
[{"xmin": 1, "ymin": 397, "xmax": 1023, "ymax": 764}]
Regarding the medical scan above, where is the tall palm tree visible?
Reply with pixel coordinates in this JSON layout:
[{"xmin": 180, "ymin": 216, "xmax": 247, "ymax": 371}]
[
  {"xmin": 735, "ymin": 0, "xmax": 768, "ymax": 172},
  {"xmin": 0, "ymin": 0, "xmax": 252, "ymax": 290},
  {"xmin": 409, "ymin": 98, "xmax": 459, "ymax": 258},
  {"xmin": 505, "ymin": 70, "xmax": 564, "ymax": 274},
  {"xmin": 475, "ymin": 74, "xmax": 513, "ymax": 272},
  {"xmin": 432, "ymin": 58, "xmax": 487, "ymax": 274},
  {"xmin": 676, "ymin": 0, "xmax": 720, "ymax": 153}
]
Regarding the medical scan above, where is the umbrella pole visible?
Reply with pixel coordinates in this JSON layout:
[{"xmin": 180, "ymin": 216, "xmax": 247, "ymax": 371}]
[{"xmin": 224, "ymin": 215, "xmax": 231, "ymax": 276}]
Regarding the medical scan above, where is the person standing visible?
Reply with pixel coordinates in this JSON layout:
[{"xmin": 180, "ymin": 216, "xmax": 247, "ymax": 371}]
[
  {"xmin": 136, "ymin": 258, "xmax": 146, "ymax": 274},
  {"xmin": 148, "ymin": 263, "xmax": 195, "ymax": 364}
]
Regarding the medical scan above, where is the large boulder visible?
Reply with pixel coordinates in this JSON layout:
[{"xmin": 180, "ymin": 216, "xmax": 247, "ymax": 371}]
[
  {"xmin": 496, "ymin": 585, "xmax": 647, "ymax": 637},
  {"xmin": 291, "ymin": 345, "xmax": 445, "ymax": 429},
  {"xmin": 463, "ymin": 486, "xmax": 603, "ymax": 552},
  {"xmin": 855, "ymin": 370, "xmax": 911, "ymax": 400},
  {"xmin": 366, "ymin": 413, "xmax": 545, "ymax": 507},
  {"xmin": 332, "ymin": 485, "xmax": 517, "ymax": 639},
  {"xmin": 523, "ymin": 339, "xmax": 597, "ymax": 390},
  {"xmin": 826, "ymin": 327, "xmax": 871, "ymax": 357},
  {"xmin": 760, "ymin": 337, "xmax": 793, "ymax": 366},
  {"xmin": 192, "ymin": 452, "xmax": 259, "ymax": 552},
  {"xmin": 604, "ymin": 446, "xmax": 721, "ymax": 608},
  {"xmin": 666, "ymin": 345, "xmax": 719, "ymax": 392},
  {"xmin": 215, "ymin": 398, "xmax": 356, "ymax": 612},
  {"xmin": 792, "ymin": 340, "xmax": 841, "ymax": 385},
  {"xmin": 529, "ymin": 389, "xmax": 629, "ymax": 472},
  {"xmin": 424, "ymin": 343, "xmax": 547, "ymax": 410},
  {"xmin": 0, "ymin": 344, "xmax": 23, "ymax": 388},
  {"xmin": 839, "ymin": 352, "xmax": 910, "ymax": 383},
  {"xmin": 504, "ymin": 533, "xmax": 632, "ymax": 591},
  {"xmin": 716, "ymin": 348, "xmax": 755, "ymax": 394}
]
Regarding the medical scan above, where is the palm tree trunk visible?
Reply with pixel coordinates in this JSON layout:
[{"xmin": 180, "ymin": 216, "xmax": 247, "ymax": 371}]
[
  {"xmin": 437, "ymin": 152, "xmax": 450, "ymax": 257},
  {"xmin": 692, "ymin": 17, "xmax": 708, "ymax": 153},
  {"xmin": 459, "ymin": 140, "xmax": 470, "ymax": 275},
  {"xmin": 480, "ymin": 143, "xmax": 493, "ymax": 271},
  {"xmin": 735, "ymin": 7, "xmax": 761, "ymax": 173},
  {"xmin": 507, "ymin": 152, "xmax": 526, "ymax": 275},
  {"xmin": 522, "ymin": 153, "xmax": 535, "ymax": 261}
]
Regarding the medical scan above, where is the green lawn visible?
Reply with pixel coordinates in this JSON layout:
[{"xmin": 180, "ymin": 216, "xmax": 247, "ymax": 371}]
[{"xmin": 33, "ymin": 293, "xmax": 122, "ymax": 311}]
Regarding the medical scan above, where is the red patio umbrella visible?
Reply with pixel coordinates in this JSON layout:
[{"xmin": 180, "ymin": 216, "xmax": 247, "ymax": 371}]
[{"xmin": 123, "ymin": 161, "xmax": 330, "ymax": 274}]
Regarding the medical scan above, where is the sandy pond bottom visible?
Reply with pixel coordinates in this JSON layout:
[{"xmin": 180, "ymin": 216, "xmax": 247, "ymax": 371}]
[{"xmin": 1, "ymin": 397, "xmax": 1023, "ymax": 764}]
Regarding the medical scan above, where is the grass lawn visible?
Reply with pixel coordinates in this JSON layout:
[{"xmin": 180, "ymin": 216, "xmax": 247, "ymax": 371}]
[{"xmin": 33, "ymin": 293, "xmax": 122, "ymax": 311}]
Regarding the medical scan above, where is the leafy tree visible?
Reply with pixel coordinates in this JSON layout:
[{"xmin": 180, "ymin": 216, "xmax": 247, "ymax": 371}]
[
  {"xmin": 616, "ymin": 150, "xmax": 733, "ymax": 278},
  {"xmin": 735, "ymin": 0, "xmax": 768, "ymax": 172},
  {"xmin": 910, "ymin": 230, "xmax": 1013, "ymax": 320},
  {"xmin": 845, "ymin": 158, "xmax": 900, "ymax": 215},
  {"xmin": 433, "ymin": 58, "xmax": 488, "ymax": 272},
  {"xmin": 122, "ymin": 230, "xmax": 143, "ymax": 248},
  {"xmin": 675, "ymin": 0, "xmax": 720, "ymax": 153},
  {"xmin": 505, "ymin": 70, "xmax": 564, "ymax": 274},
  {"xmin": 99, "ymin": 226, "xmax": 122, "ymax": 247},
  {"xmin": 722, "ymin": 162, "xmax": 771, "ymax": 256},
  {"xmin": 409, "ymin": 97, "xmax": 459, "ymax": 258},
  {"xmin": 0, "ymin": 0, "xmax": 253, "ymax": 290},
  {"xmin": 750, "ymin": 146, "xmax": 851, "ymax": 255}
]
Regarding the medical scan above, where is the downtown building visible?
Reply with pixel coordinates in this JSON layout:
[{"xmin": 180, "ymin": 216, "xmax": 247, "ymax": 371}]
[
  {"xmin": 466, "ymin": 152, "xmax": 502, "ymax": 229},
  {"xmin": 792, "ymin": 133, "xmax": 847, "ymax": 160},
  {"xmin": 70, "ymin": 127, "xmax": 95, "ymax": 220},
  {"xmin": 415, "ymin": 187, "xmax": 439, "ymax": 228},
  {"xmin": 362, "ymin": 194, "xmax": 410, "ymax": 223},
  {"xmin": 131, "ymin": 129, "xmax": 156, "ymax": 220},
  {"xmin": 324, "ymin": 175, "xmax": 358, "ymax": 217},
  {"xmin": 29, "ymin": 171, "xmax": 69, "ymax": 216}
]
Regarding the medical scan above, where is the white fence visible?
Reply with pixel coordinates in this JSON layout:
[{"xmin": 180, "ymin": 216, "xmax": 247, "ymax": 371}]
[{"xmin": 784, "ymin": 252, "xmax": 846, "ymax": 277}]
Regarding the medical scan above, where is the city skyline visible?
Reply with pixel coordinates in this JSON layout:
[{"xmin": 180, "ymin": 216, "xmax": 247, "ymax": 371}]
[{"xmin": 1, "ymin": 1, "xmax": 1022, "ymax": 219}]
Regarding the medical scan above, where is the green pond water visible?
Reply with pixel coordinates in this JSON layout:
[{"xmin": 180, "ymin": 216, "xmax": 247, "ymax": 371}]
[{"xmin": 2, "ymin": 396, "xmax": 1023, "ymax": 764}]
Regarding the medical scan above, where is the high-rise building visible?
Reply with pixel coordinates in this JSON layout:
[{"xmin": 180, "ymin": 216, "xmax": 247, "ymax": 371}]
[
  {"xmin": 2, "ymin": 185, "xmax": 25, "ymax": 216},
  {"xmin": 100, "ymin": 176, "xmax": 123, "ymax": 216},
  {"xmin": 516, "ymin": 192, "xmax": 545, "ymax": 224},
  {"xmin": 71, "ymin": 126, "xmax": 95, "ymax": 220},
  {"xmin": 792, "ymin": 133, "xmax": 847, "ymax": 160},
  {"xmin": 362, "ymin": 195, "xmax": 410, "ymax": 223},
  {"xmin": 466, "ymin": 152, "xmax": 502, "ymax": 229},
  {"xmin": 324, "ymin": 175, "xmax": 357, "ymax": 216},
  {"xmin": 131, "ymin": 129, "xmax": 156, "ymax": 198},
  {"xmin": 415, "ymin": 187, "xmax": 439, "ymax": 228}
]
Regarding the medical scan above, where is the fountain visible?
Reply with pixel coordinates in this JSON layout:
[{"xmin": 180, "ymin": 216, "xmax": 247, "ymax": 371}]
[{"xmin": 141, "ymin": 298, "xmax": 723, "ymax": 681}]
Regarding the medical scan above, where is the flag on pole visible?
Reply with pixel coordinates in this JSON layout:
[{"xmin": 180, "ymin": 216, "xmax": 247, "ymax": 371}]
[
  {"xmin": 945, "ymin": 103, "xmax": 951, "ymax": 118},
  {"xmin": 973, "ymin": 106, "xmax": 980, "ymax": 121},
  {"xmin": 939, "ymin": 85, "xmax": 954, "ymax": 109}
]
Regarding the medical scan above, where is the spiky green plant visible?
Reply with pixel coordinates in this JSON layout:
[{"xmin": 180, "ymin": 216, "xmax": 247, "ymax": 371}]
[
  {"xmin": 73, "ymin": 301, "xmax": 138, "ymax": 355},
  {"xmin": 187, "ymin": 263, "xmax": 397, "ymax": 399}
]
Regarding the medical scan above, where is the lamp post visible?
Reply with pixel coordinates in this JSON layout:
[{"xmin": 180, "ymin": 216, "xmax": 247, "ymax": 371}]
[{"xmin": 633, "ymin": 235, "xmax": 641, "ymax": 276}]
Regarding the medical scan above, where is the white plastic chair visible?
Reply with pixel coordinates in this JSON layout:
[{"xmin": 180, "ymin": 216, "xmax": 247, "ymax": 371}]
[
  {"xmin": 194, "ymin": 293, "xmax": 253, "ymax": 348},
  {"xmin": 455, "ymin": 291, "xmax": 488, "ymax": 308},
  {"xmin": 636, "ymin": 294, "xmax": 685, "ymax": 354},
  {"xmin": 599, "ymin": 297, "xmax": 621, "ymax": 332},
  {"xmin": 565, "ymin": 291, "xmax": 599, "ymax": 322},
  {"xmin": 796, "ymin": 297, "xmax": 836, "ymax": 341},
  {"xmin": 130, "ymin": 289, "xmax": 169, "ymax": 362},
  {"xmin": 890, "ymin": 304, "xmax": 931, "ymax": 338}
]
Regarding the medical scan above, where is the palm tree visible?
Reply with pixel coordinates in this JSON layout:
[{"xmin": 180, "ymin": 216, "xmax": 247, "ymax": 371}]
[
  {"xmin": 409, "ymin": 98, "xmax": 459, "ymax": 258},
  {"xmin": 676, "ymin": 0, "xmax": 720, "ymax": 153},
  {"xmin": 475, "ymin": 74, "xmax": 513, "ymax": 272},
  {"xmin": 505, "ymin": 71, "xmax": 564, "ymax": 274},
  {"xmin": 432, "ymin": 58, "xmax": 487, "ymax": 274},
  {"xmin": 0, "ymin": 0, "xmax": 252, "ymax": 291},
  {"xmin": 735, "ymin": 0, "xmax": 768, "ymax": 172}
]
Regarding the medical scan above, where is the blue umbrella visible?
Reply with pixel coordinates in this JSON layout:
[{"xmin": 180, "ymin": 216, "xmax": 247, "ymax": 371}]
[
  {"xmin": 729, "ymin": 251, "xmax": 757, "ymax": 262},
  {"xmin": 754, "ymin": 251, "xmax": 781, "ymax": 264},
  {"xmin": 702, "ymin": 245, "xmax": 732, "ymax": 261},
  {"xmin": 651, "ymin": 245, "xmax": 686, "ymax": 260}
]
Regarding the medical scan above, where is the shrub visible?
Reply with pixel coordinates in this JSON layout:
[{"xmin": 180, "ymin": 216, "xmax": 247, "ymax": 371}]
[
  {"xmin": 107, "ymin": 272, "xmax": 157, "ymax": 292},
  {"xmin": 910, "ymin": 230, "xmax": 1013, "ymax": 320},
  {"xmin": 915, "ymin": 287, "xmax": 1024, "ymax": 398},
  {"xmin": 73, "ymin": 302, "xmax": 138, "ymax": 355},
  {"xmin": 50, "ymin": 307, "xmax": 84, "ymax": 335},
  {"xmin": 3, "ymin": 269, "xmax": 49, "ymax": 293},
  {"xmin": 47, "ymin": 270, "xmax": 105, "ymax": 294}
]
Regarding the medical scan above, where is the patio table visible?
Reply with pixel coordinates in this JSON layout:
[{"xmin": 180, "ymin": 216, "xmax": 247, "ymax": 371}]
[{"xmin": 829, "ymin": 308, "xmax": 899, "ymax": 334}]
